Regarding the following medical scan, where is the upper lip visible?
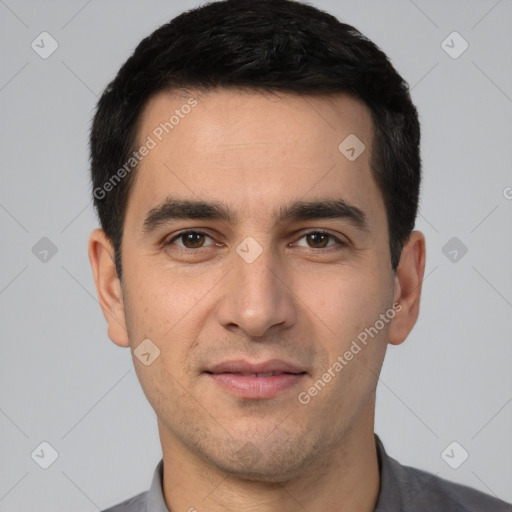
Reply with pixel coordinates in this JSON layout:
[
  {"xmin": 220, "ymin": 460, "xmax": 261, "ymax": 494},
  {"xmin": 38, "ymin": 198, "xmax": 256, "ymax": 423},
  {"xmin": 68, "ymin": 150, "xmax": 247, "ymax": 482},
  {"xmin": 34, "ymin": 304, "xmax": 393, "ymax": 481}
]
[{"xmin": 206, "ymin": 359, "xmax": 306, "ymax": 375}]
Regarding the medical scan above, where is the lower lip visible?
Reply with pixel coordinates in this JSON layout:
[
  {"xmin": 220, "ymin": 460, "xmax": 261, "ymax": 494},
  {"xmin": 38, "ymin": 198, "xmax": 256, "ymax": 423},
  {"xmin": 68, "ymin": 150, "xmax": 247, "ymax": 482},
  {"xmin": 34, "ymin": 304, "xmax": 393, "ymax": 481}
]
[{"xmin": 207, "ymin": 373, "xmax": 306, "ymax": 399}]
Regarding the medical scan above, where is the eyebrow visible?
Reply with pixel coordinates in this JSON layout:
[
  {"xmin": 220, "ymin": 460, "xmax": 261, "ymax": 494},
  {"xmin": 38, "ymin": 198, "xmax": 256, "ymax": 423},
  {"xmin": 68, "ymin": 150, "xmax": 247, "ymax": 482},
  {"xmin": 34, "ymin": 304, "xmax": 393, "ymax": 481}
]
[{"xmin": 142, "ymin": 197, "xmax": 369, "ymax": 234}]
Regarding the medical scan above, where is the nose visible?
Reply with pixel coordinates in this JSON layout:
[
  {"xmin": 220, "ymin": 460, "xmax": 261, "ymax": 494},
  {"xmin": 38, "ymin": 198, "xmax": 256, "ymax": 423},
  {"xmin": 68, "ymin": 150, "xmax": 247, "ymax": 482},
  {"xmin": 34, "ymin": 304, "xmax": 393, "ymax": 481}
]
[{"xmin": 215, "ymin": 244, "xmax": 298, "ymax": 338}]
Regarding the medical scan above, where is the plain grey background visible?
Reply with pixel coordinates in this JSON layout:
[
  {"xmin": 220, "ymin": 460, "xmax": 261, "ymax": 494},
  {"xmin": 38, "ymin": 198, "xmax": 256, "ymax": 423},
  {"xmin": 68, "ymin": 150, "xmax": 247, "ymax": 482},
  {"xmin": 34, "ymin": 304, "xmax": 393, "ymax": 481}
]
[{"xmin": 1, "ymin": 0, "xmax": 511, "ymax": 510}]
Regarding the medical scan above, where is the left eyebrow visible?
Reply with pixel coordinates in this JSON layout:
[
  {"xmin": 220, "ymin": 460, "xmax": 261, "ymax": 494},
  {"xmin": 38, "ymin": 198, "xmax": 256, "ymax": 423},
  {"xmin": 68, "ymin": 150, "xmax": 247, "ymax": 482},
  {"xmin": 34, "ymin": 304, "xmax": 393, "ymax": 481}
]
[
  {"xmin": 276, "ymin": 199, "xmax": 370, "ymax": 233},
  {"xmin": 141, "ymin": 197, "xmax": 370, "ymax": 234}
]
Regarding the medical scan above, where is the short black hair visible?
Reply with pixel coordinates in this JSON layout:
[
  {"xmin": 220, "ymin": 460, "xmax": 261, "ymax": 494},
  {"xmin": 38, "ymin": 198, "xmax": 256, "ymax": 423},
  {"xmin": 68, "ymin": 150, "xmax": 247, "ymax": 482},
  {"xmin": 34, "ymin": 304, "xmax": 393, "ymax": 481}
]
[{"xmin": 90, "ymin": 0, "xmax": 421, "ymax": 281}]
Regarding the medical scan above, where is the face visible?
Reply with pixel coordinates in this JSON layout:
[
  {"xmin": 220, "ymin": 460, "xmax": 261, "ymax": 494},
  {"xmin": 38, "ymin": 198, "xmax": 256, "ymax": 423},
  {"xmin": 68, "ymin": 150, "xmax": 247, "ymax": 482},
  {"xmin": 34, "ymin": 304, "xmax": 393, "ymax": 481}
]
[{"xmin": 89, "ymin": 89, "xmax": 424, "ymax": 483}]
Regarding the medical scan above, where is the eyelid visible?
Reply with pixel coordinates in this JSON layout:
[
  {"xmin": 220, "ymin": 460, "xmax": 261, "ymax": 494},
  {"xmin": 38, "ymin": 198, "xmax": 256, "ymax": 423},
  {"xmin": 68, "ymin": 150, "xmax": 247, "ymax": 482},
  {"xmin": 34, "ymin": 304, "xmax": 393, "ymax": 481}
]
[
  {"xmin": 166, "ymin": 230, "xmax": 217, "ymax": 248},
  {"xmin": 292, "ymin": 229, "xmax": 346, "ymax": 248}
]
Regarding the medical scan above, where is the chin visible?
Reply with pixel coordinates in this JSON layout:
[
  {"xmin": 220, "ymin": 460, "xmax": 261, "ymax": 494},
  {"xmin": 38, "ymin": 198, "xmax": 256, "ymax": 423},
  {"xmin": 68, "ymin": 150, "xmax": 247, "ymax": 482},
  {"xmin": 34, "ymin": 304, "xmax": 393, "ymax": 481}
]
[{"xmin": 203, "ymin": 435, "xmax": 320, "ymax": 484}]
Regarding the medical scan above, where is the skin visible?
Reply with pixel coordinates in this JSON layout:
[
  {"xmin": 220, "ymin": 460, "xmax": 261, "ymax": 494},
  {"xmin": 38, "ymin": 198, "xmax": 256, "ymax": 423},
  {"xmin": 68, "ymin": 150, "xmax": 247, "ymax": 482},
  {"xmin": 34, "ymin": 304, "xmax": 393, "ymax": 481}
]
[{"xmin": 89, "ymin": 89, "xmax": 426, "ymax": 512}]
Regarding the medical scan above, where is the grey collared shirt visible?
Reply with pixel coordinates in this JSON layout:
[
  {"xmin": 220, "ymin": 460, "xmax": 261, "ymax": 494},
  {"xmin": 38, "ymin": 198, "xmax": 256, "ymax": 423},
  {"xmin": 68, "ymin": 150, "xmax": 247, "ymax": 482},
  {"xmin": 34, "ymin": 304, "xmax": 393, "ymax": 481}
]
[{"xmin": 101, "ymin": 435, "xmax": 512, "ymax": 511}]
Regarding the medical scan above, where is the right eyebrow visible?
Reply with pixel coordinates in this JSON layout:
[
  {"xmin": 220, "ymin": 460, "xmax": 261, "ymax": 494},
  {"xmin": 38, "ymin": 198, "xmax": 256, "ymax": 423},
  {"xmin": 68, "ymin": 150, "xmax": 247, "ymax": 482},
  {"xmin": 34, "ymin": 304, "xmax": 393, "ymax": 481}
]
[{"xmin": 142, "ymin": 198, "xmax": 234, "ymax": 234}]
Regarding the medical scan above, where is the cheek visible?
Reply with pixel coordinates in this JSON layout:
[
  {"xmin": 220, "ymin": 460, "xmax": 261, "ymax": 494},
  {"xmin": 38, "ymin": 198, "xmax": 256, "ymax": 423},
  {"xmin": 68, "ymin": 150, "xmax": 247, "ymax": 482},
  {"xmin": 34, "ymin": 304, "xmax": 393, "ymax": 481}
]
[
  {"xmin": 122, "ymin": 263, "xmax": 217, "ymax": 376},
  {"xmin": 123, "ymin": 278, "xmax": 202, "ymax": 411},
  {"xmin": 304, "ymin": 263, "xmax": 393, "ymax": 378},
  {"xmin": 306, "ymin": 268, "xmax": 383, "ymax": 332},
  {"xmin": 303, "ymin": 273, "xmax": 390, "ymax": 409},
  {"xmin": 125, "ymin": 259, "xmax": 202, "ymax": 330}
]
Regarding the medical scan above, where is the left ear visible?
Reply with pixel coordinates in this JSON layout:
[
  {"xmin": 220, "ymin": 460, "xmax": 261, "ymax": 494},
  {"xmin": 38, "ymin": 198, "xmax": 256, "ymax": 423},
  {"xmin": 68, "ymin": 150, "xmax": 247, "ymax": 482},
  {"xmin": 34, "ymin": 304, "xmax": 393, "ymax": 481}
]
[{"xmin": 388, "ymin": 230, "xmax": 426, "ymax": 346}]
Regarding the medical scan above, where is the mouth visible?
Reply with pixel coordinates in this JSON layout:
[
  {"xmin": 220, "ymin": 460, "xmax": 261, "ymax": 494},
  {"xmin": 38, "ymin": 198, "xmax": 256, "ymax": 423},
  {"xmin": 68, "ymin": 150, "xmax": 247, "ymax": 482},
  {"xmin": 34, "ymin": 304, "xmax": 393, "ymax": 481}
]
[{"xmin": 204, "ymin": 359, "xmax": 307, "ymax": 399}]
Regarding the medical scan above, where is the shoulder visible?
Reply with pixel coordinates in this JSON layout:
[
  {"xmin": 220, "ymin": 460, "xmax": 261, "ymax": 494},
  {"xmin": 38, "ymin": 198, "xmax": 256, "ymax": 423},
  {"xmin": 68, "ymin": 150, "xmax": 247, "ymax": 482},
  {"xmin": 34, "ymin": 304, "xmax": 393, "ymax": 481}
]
[
  {"xmin": 100, "ymin": 490, "xmax": 147, "ymax": 512},
  {"xmin": 388, "ymin": 456, "xmax": 512, "ymax": 511}
]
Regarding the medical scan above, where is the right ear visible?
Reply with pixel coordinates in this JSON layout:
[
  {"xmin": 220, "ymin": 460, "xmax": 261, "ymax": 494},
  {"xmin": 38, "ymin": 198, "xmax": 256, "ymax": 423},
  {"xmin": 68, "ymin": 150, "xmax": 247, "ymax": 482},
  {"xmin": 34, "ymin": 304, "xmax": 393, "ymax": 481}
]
[{"xmin": 88, "ymin": 228, "xmax": 130, "ymax": 347}]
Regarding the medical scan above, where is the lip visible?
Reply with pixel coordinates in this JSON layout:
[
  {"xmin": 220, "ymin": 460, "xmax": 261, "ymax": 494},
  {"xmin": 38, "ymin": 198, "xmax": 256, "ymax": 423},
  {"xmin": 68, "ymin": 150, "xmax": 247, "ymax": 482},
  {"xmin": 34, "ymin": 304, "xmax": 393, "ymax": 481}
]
[
  {"xmin": 207, "ymin": 358, "xmax": 305, "ymax": 375},
  {"xmin": 205, "ymin": 359, "xmax": 307, "ymax": 399}
]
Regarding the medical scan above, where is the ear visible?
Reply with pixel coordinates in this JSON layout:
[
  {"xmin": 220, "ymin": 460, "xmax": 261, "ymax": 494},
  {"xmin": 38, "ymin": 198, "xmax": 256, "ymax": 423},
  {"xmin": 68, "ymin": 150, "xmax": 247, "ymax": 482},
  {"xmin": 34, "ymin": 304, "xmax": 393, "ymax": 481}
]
[
  {"xmin": 388, "ymin": 230, "xmax": 426, "ymax": 346},
  {"xmin": 88, "ymin": 228, "xmax": 130, "ymax": 347}
]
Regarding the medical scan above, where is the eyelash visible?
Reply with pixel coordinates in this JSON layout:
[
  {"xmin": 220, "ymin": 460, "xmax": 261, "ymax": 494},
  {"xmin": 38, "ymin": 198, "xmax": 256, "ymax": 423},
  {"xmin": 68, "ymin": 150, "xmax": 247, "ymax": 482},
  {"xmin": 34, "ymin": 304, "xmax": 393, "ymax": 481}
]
[{"xmin": 164, "ymin": 230, "xmax": 346, "ymax": 251}]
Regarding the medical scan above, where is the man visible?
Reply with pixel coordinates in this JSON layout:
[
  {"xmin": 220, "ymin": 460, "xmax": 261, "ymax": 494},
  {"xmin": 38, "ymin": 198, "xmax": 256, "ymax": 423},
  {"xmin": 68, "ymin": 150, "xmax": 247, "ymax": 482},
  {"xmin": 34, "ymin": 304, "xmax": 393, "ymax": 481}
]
[{"xmin": 88, "ymin": 0, "xmax": 512, "ymax": 510}]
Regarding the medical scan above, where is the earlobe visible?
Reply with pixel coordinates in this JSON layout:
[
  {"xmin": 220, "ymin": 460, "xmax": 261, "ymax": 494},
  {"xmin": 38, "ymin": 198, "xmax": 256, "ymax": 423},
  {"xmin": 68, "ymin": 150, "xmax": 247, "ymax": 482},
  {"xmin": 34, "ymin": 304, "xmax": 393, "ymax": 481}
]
[
  {"xmin": 88, "ymin": 228, "xmax": 130, "ymax": 347},
  {"xmin": 388, "ymin": 230, "xmax": 426, "ymax": 346}
]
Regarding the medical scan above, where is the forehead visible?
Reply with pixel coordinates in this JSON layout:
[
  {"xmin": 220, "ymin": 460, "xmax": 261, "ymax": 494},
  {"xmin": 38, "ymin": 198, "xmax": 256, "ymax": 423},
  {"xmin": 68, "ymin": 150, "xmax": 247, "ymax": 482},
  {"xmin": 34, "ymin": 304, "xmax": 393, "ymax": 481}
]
[
  {"xmin": 138, "ymin": 88, "xmax": 373, "ymax": 161},
  {"xmin": 126, "ymin": 88, "xmax": 383, "ymax": 233}
]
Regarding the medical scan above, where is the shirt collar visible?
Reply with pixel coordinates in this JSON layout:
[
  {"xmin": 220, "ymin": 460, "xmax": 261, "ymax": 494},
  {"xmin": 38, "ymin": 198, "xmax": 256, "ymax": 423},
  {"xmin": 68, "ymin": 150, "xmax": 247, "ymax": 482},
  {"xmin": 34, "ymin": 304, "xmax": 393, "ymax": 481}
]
[
  {"xmin": 145, "ymin": 458, "xmax": 169, "ymax": 512},
  {"xmin": 147, "ymin": 433, "xmax": 401, "ymax": 512},
  {"xmin": 374, "ymin": 433, "xmax": 404, "ymax": 510}
]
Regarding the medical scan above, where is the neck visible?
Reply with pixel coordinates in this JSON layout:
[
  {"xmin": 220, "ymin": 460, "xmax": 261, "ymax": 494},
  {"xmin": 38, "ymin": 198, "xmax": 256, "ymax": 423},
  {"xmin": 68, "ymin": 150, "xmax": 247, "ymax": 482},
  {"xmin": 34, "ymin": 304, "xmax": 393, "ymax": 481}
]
[{"xmin": 159, "ymin": 402, "xmax": 380, "ymax": 512}]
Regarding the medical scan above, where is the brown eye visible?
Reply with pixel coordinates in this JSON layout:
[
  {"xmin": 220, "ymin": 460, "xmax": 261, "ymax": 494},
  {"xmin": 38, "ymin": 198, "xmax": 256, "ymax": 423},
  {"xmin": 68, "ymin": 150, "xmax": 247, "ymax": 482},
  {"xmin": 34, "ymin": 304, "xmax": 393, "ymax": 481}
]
[
  {"xmin": 295, "ymin": 231, "xmax": 344, "ymax": 249},
  {"xmin": 167, "ymin": 231, "xmax": 214, "ymax": 249},
  {"xmin": 306, "ymin": 232, "xmax": 329, "ymax": 248}
]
